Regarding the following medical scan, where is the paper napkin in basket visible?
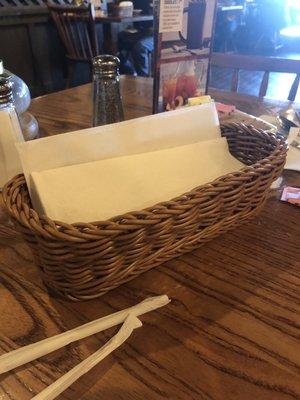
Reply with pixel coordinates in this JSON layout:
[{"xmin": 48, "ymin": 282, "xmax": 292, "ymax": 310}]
[
  {"xmin": 17, "ymin": 102, "xmax": 245, "ymax": 223},
  {"xmin": 17, "ymin": 103, "xmax": 220, "ymax": 192},
  {"xmin": 31, "ymin": 137, "xmax": 244, "ymax": 223}
]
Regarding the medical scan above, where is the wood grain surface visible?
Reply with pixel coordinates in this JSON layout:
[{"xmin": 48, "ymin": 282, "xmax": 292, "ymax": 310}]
[
  {"xmin": 29, "ymin": 77, "xmax": 152, "ymax": 136},
  {"xmin": 29, "ymin": 76, "xmax": 299, "ymax": 137},
  {"xmin": 0, "ymin": 76, "xmax": 299, "ymax": 399}
]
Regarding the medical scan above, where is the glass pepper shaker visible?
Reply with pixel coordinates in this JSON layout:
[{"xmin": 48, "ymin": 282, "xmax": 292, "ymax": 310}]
[
  {"xmin": 92, "ymin": 55, "xmax": 124, "ymax": 127},
  {"xmin": 0, "ymin": 74, "xmax": 13, "ymax": 109}
]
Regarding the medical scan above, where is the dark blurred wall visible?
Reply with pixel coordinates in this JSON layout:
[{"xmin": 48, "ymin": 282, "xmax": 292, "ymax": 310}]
[
  {"xmin": 0, "ymin": 6, "xmax": 103, "ymax": 97},
  {"xmin": 0, "ymin": 10, "xmax": 68, "ymax": 96}
]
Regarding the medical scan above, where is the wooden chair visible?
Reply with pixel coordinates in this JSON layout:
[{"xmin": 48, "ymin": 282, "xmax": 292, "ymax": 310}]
[
  {"xmin": 48, "ymin": 3, "xmax": 100, "ymax": 87},
  {"xmin": 210, "ymin": 53, "xmax": 300, "ymax": 101},
  {"xmin": 147, "ymin": 50, "xmax": 154, "ymax": 77}
]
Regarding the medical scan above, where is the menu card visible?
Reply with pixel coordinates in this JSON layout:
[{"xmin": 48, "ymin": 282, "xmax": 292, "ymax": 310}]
[{"xmin": 153, "ymin": 0, "xmax": 217, "ymax": 113}]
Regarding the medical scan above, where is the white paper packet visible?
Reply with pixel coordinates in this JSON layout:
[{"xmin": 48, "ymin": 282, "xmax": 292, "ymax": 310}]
[{"xmin": 285, "ymin": 128, "xmax": 300, "ymax": 172}]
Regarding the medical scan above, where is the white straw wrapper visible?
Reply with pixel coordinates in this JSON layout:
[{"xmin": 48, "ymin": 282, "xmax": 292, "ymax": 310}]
[
  {"xmin": 32, "ymin": 315, "xmax": 142, "ymax": 400},
  {"xmin": 0, "ymin": 295, "xmax": 170, "ymax": 374}
]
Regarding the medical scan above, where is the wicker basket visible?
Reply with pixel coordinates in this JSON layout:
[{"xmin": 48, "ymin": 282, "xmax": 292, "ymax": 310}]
[{"xmin": 3, "ymin": 123, "xmax": 287, "ymax": 301}]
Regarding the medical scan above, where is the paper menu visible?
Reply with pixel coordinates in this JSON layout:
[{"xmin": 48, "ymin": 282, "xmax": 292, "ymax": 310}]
[
  {"xmin": 159, "ymin": 0, "xmax": 185, "ymax": 33},
  {"xmin": 31, "ymin": 137, "xmax": 244, "ymax": 223},
  {"xmin": 17, "ymin": 102, "xmax": 220, "ymax": 192},
  {"xmin": 153, "ymin": 0, "xmax": 217, "ymax": 113}
]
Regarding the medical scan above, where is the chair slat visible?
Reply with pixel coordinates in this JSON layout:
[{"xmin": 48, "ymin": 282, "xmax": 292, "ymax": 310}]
[
  {"xmin": 75, "ymin": 20, "xmax": 87, "ymax": 58},
  {"xmin": 231, "ymin": 68, "xmax": 239, "ymax": 92},
  {"xmin": 288, "ymin": 73, "xmax": 300, "ymax": 102},
  {"xmin": 51, "ymin": 11, "xmax": 70, "ymax": 55},
  {"xmin": 89, "ymin": 4, "xmax": 99, "ymax": 56},
  {"xmin": 84, "ymin": 24, "xmax": 93, "ymax": 59},
  {"xmin": 48, "ymin": 3, "xmax": 100, "ymax": 61},
  {"xmin": 211, "ymin": 53, "xmax": 300, "ymax": 74},
  {"xmin": 67, "ymin": 15, "xmax": 80, "ymax": 58},
  {"xmin": 259, "ymin": 71, "xmax": 269, "ymax": 97},
  {"xmin": 211, "ymin": 53, "xmax": 300, "ymax": 101},
  {"xmin": 63, "ymin": 15, "xmax": 75, "ymax": 57}
]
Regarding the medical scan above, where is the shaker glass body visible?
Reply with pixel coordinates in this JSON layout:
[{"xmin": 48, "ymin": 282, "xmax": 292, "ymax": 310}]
[{"xmin": 92, "ymin": 55, "xmax": 124, "ymax": 127}]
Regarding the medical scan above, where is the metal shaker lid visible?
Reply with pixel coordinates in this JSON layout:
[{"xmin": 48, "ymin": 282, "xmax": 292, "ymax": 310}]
[
  {"xmin": 0, "ymin": 63, "xmax": 13, "ymax": 105},
  {"xmin": 92, "ymin": 55, "xmax": 120, "ymax": 76}
]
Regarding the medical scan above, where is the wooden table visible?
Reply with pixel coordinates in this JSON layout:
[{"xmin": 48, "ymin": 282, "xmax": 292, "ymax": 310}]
[
  {"xmin": 95, "ymin": 13, "xmax": 153, "ymax": 54},
  {"xmin": 0, "ymin": 76, "xmax": 300, "ymax": 400},
  {"xmin": 29, "ymin": 76, "xmax": 299, "ymax": 136}
]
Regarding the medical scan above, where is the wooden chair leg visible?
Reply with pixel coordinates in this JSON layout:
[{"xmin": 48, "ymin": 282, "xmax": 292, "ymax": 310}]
[
  {"xmin": 89, "ymin": 61, "xmax": 93, "ymax": 83},
  {"xmin": 66, "ymin": 60, "xmax": 75, "ymax": 88},
  {"xmin": 147, "ymin": 51, "xmax": 152, "ymax": 77}
]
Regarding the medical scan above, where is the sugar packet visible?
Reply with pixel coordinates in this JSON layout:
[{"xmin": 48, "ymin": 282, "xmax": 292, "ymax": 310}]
[{"xmin": 281, "ymin": 186, "xmax": 300, "ymax": 206}]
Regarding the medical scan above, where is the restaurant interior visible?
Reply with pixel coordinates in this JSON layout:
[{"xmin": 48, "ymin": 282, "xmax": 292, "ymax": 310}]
[
  {"xmin": 1, "ymin": 0, "xmax": 300, "ymax": 97},
  {"xmin": 0, "ymin": 0, "xmax": 299, "ymax": 399}
]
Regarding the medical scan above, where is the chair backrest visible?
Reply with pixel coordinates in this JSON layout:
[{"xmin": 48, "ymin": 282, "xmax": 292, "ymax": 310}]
[
  {"xmin": 48, "ymin": 3, "xmax": 99, "ymax": 61},
  {"xmin": 211, "ymin": 53, "xmax": 300, "ymax": 101}
]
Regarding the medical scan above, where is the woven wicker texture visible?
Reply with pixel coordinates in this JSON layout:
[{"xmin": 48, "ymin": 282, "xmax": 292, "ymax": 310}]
[{"xmin": 3, "ymin": 124, "xmax": 287, "ymax": 301}]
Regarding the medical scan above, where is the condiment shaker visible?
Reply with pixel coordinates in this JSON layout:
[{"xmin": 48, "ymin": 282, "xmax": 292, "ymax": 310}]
[{"xmin": 92, "ymin": 55, "xmax": 124, "ymax": 127}]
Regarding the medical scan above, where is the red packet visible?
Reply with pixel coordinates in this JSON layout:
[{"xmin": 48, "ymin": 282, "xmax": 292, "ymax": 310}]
[
  {"xmin": 216, "ymin": 102, "xmax": 236, "ymax": 115},
  {"xmin": 281, "ymin": 186, "xmax": 300, "ymax": 206}
]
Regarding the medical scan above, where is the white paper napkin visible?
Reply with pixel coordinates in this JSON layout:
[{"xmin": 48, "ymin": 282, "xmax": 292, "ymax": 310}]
[
  {"xmin": 17, "ymin": 103, "xmax": 220, "ymax": 192},
  {"xmin": 31, "ymin": 137, "xmax": 244, "ymax": 223}
]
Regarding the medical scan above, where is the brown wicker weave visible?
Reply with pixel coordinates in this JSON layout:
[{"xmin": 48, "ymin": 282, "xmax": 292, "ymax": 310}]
[{"xmin": 3, "ymin": 123, "xmax": 287, "ymax": 301}]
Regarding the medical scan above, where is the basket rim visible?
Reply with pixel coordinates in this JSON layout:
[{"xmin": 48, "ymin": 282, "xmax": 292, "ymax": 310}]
[{"xmin": 3, "ymin": 123, "xmax": 287, "ymax": 238}]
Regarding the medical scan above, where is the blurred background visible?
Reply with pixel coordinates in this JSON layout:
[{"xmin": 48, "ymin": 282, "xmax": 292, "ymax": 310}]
[
  {"xmin": 0, "ymin": 0, "xmax": 299, "ymax": 100},
  {"xmin": 211, "ymin": 0, "xmax": 300, "ymax": 100}
]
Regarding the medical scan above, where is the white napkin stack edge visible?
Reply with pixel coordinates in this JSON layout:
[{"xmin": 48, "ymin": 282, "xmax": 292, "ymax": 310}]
[
  {"xmin": 15, "ymin": 102, "xmax": 249, "ymax": 223},
  {"xmin": 17, "ymin": 103, "xmax": 221, "ymax": 193},
  {"xmin": 30, "ymin": 137, "xmax": 245, "ymax": 223}
]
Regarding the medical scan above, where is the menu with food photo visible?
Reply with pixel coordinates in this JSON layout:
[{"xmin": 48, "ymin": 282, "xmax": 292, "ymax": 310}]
[{"xmin": 153, "ymin": 0, "xmax": 217, "ymax": 112}]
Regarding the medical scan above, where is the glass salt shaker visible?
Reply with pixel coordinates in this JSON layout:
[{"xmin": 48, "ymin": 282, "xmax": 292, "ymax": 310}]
[
  {"xmin": 0, "ymin": 59, "xmax": 38, "ymax": 140},
  {"xmin": 92, "ymin": 55, "xmax": 124, "ymax": 127}
]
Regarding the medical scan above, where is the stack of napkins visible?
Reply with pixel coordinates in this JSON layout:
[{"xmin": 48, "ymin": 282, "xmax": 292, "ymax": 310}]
[{"xmin": 17, "ymin": 103, "xmax": 245, "ymax": 223}]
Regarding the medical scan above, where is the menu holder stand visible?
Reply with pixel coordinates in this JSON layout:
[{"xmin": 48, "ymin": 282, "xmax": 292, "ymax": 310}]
[{"xmin": 153, "ymin": 0, "xmax": 217, "ymax": 113}]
